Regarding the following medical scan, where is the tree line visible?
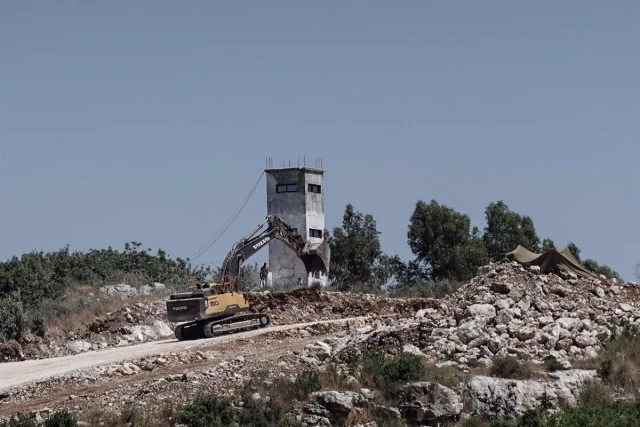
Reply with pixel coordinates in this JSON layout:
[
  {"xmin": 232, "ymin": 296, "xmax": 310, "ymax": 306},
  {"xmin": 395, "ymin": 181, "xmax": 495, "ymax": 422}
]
[
  {"xmin": 0, "ymin": 242, "xmax": 212, "ymax": 341},
  {"xmin": 326, "ymin": 199, "xmax": 622, "ymax": 291}
]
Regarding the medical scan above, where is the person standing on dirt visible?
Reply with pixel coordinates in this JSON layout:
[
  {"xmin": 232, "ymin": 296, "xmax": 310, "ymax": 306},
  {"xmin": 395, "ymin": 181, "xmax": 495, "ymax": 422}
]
[{"xmin": 259, "ymin": 263, "xmax": 269, "ymax": 288}]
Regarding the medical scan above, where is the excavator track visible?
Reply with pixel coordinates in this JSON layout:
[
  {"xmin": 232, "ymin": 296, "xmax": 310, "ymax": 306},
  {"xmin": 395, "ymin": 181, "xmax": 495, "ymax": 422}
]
[{"xmin": 174, "ymin": 312, "xmax": 270, "ymax": 341}]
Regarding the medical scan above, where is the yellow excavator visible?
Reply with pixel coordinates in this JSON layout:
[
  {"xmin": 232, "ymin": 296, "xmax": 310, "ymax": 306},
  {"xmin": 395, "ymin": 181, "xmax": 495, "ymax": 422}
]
[{"xmin": 165, "ymin": 215, "xmax": 330, "ymax": 341}]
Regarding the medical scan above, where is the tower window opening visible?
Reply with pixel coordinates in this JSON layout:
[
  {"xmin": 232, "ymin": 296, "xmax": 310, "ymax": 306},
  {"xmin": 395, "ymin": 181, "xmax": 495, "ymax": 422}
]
[
  {"xmin": 308, "ymin": 184, "xmax": 321, "ymax": 193},
  {"xmin": 276, "ymin": 184, "xmax": 297, "ymax": 193},
  {"xmin": 309, "ymin": 228, "xmax": 323, "ymax": 238}
]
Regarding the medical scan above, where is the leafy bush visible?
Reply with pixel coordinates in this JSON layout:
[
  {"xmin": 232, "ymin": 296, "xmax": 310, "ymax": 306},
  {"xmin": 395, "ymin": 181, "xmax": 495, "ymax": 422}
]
[
  {"xmin": 359, "ymin": 348, "xmax": 426, "ymax": 397},
  {"xmin": 490, "ymin": 356, "xmax": 532, "ymax": 380},
  {"xmin": 381, "ymin": 354, "xmax": 425, "ymax": 384},
  {"xmin": 0, "ymin": 414, "xmax": 37, "ymax": 427},
  {"xmin": 470, "ymin": 400, "xmax": 640, "ymax": 427},
  {"xmin": 545, "ymin": 401, "xmax": 640, "ymax": 427},
  {"xmin": 0, "ymin": 411, "xmax": 77, "ymax": 427},
  {"xmin": 43, "ymin": 411, "xmax": 77, "ymax": 427},
  {"xmin": 177, "ymin": 395, "xmax": 237, "ymax": 427},
  {"xmin": 294, "ymin": 370, "xmax": 321, "ymax": 396},
  {"xmin": 0, "ymin": 242, "xmax": 214, "ymax": 341},
  {"xmin": 0, "ymin": 243, "xmax": 211, "ymax": 309},
  {"xmin": 177, "ymin": 392, "xmax": 303, "ymax": 427},
  {"xmin": 0, "ymin": 295, "xmax": 27, "ymax": 341}
]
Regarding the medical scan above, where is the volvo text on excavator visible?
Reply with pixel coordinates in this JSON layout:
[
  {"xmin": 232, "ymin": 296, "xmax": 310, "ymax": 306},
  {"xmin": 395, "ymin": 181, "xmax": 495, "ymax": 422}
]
[{"xmin": 165, "ymin": 215, "xmax": 330, "ymax": 341}]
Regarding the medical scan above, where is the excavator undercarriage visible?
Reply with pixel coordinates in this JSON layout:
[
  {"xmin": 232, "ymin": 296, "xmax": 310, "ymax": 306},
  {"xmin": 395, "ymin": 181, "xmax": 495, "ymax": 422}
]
[{"xmin": 165, "ymin": 215, "xmax": 330, "ymax": 341}]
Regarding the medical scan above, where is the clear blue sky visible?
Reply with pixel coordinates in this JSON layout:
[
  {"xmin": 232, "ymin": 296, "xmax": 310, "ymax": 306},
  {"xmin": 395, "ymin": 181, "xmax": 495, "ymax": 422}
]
[{"xmin": 1, "ymin": 2, "xmax": 639, "ymax": 281}]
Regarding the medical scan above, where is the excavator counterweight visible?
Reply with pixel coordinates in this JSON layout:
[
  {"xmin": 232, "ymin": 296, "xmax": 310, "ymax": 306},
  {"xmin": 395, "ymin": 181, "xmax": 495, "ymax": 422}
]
[{"xmin": 165, "ymin": 215, "xmax": 330, "ymax": 341}]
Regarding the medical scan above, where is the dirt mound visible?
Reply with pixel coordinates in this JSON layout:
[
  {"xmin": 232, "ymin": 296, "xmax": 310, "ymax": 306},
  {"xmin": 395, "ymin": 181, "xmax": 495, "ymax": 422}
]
[{"xmin": 247, "ymin": 287, "xmax": 439, "ymax": 324}]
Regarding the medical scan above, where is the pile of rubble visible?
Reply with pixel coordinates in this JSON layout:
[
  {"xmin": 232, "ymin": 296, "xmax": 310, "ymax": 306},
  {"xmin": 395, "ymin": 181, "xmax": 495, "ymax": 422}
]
[
  {"xmin": 34, "ymin": 301, "xmax": 175, "ymax": 361},
  {"xmin": 247, "ymin": 287, "xmax": 439, "ymax": 325},
  {"xmin": 0, "ymin": 300, "xmax": 176, "ymax": 363},
  {"xmin": 305, "ymin": 261, "xmax": 640, "ymax": 372},
  {"xmin": 99, "ymin": 282, "xmax": 167, "ymax": 299}
]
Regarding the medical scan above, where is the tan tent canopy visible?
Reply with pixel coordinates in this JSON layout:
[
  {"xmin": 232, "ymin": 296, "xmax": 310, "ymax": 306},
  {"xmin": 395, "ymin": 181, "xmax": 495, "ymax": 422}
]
[{"xmin": 505, "ymin": 245, "xmax": 602, "ymax": 280}]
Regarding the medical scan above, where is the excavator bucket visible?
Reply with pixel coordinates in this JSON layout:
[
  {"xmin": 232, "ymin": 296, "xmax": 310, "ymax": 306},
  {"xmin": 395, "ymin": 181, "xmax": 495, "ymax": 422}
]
[{"xmin": 300, "ymin": 242, "xmax": 331, "ymax": 275}]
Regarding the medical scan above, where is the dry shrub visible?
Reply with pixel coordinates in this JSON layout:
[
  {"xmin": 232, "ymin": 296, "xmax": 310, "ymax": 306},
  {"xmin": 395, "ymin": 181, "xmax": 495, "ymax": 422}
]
[
  {"xmin": 41, "ymin": 286, "xmax": 165, "ymax": 339},
  {"xmin": 490, "ymin": 356, "xmax": 533, "ymax": 380},
  {"xmin": 569, "ymin": 357, "xmax": 599, "ymax": 371},
  {"xmin": 577, "ymin": 381, "xmax": 613, "ymax": 408},
  {"xmin": 422, "ymin": 363, "xmax": 461, "ymax": 389},
  {"xmin": 319, "ymin": 363, "xmax": 359, "ymax": 391},
  {"xmin": 346, "ymin": 406, "xmax": 406, "ymax": 427},
  {"xmin": 387, "ymin": 280, "xmax": 464, "ymax": 299},
  {"xmin": 597, "ymin": 325, "xmax": 640, "ymax": 392},
  {"xmin": 79, "ymin": 402, "xmax": 176, "ymax": 427}
]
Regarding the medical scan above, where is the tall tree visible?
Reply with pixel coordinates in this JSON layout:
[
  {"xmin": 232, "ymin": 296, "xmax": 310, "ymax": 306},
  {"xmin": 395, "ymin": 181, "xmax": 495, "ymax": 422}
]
[
  {"xmin": 566, "ymin": 242, "xmax": 581, "ymax": 262},
  {"xmin": 482, "ymin": 201, "xmax": 541, "ymax": 262},
  {"xmin": 542, "ymin": 238, "xmax": 556, "ymax": 252},
  {"xmin": 327, "ymin": 204, "xmax": 392, "ymax": 290},
  {"xmin": 406, "ymin": 200, "xmax": 489, "ymax": 282},
  {"xmin": 561, "ymin": 241, "xmax": 622, "ymax": 281},
  {"xmin": 583, "ymin": 259, "xmax": 622, "ymax": 281}
]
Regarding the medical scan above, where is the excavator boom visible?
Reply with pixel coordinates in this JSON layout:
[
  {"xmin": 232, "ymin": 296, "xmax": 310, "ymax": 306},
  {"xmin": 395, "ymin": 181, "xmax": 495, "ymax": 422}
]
[{"xmin": 219, "ymin": 214, "xmax": 329, "ymax": 285}]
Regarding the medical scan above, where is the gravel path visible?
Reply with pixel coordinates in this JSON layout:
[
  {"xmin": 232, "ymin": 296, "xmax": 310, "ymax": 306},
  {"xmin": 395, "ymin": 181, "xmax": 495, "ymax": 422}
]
[{"xmin": 0, "ymin": 316, "xmax": 368, "ymax": 393}]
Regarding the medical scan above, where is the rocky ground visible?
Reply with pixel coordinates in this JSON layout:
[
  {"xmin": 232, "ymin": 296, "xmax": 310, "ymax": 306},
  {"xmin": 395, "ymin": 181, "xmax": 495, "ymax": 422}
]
[
  {"xmin": 0, "ymin": 286, "xmax": 439, "ymax": 363},
  {"xmin": 1, "ymin": 261, "xmax": 639, "ymax": 426},
  {"xmin": 328, "ymin": 261, "xmax": 640, "ymax": 370}
]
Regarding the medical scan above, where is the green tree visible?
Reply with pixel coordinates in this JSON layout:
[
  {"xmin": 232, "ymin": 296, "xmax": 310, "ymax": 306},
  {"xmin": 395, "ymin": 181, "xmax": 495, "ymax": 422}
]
[
  {"xmin": 542, "ymin": 238, "xmax": 556, "ymax": 252},
  {"xmin": 567, "ymin": 242, "xmax": 582, "ymax": 262},
  {"xmin": 560, "ymin": 241, "xmax": 621, "ymax": 281},
  {"xmin": 482, "ymin": 200, "xmax": 541, "ymax": 262},
  {"xmin": 327, "ymin": 204, "xmax": 393, "ymax": 290},
  {"xmin": 0, "ymin": 294, "xmax": 27, "ymax": 341},
  {"xmin": 583, "ymin": 259, "xmax": 622, "ymax": 281},
  {"xmin": 406, "ymin": 200, "xmax": 489, "ymax": 282}
]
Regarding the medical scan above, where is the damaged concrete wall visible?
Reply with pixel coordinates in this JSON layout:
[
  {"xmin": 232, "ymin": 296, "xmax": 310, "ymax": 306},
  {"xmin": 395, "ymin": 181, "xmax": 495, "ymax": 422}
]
[{"xmin": 265, "ymin": 166, "xmax": 327, "ymax": 287}]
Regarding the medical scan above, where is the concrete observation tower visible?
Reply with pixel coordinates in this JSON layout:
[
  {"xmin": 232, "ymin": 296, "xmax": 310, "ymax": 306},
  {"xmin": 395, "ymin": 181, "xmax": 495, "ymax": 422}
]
[{"xmin": 264, "ymin": 157, "xmax": 328, "ymax": 287}]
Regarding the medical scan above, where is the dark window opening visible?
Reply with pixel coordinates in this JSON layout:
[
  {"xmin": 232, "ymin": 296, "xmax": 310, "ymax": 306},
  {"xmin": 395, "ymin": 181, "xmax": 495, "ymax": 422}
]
[
  {"xmin": 309, "ymin": 228, "xmax": 323, "ymax": 238},
  {"xmin": 276, "ymin": 184, "xmax": 297, "ymax": 193},
  {"xmin": 308, "ymin": 184, "xmax": 321, "ymax": 193}
]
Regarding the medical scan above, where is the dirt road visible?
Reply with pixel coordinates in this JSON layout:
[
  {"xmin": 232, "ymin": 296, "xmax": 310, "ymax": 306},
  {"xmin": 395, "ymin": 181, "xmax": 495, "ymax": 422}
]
[{"xmin": 0, "ymin": 316, "xmax": 367, "ymax": 393}]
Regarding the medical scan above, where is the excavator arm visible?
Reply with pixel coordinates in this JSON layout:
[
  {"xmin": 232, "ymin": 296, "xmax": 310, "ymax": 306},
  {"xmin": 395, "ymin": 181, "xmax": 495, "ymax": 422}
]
[{"xmin": 218, "ymin": 215, "xmax": 330, "ymax": 287}]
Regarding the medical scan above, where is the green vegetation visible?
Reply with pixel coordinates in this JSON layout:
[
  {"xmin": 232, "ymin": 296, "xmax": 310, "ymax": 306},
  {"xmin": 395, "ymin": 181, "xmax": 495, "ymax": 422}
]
[
  {"xmin": 467, "ymin": 401, "xmax": 640, "ymax": 427},
  {"xmin": 0, "ymin": 411, "xmax": 77, "ymax": 427},
  {"xmin": 352, "ymin": 347, "xmax": 459, "ymax": 398},
  {"xmin": 293, "ymin": 370, "xmax": 322, "ymax": 396},
  {"xmin": 0, "ymin": 242, "xmax": 212, "ymax": 342},
  {"xmin": 325, "ymin": 203, "xmax": 396, "ymax": 291},
  {"xmin": 328, "ymin": 200, "xmax": 622, "ymax": 292},
  {"xmin": 176, "ymin": 393, "xmax": 304, "ymax": 427},
  {"xmin": 596, "ymin": 325, "xmax": 640, "ymax": 392}
]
